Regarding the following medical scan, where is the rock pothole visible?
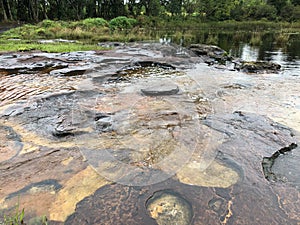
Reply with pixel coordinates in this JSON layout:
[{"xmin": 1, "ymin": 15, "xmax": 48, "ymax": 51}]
[{"xmin": 146, "ymin": 190, "xmax": 193, "ymax": 225}]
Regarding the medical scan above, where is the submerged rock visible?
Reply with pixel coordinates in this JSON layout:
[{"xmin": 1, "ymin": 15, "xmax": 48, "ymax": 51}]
[
  {"xmin": 236, "ymin": 61, "xmax": 281, "ymax": 73},
  {"xmin": 146, "ymin": 191, "xmax": 193, "ymax": 225}
]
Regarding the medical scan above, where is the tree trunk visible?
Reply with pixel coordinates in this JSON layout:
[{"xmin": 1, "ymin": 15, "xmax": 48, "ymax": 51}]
[
  {"xmin": 41, "ymin": 0, "xmax": 48, "ymax": 19},
  {"xmin": 1, "ymin": 0, "xmax": 8, "ymax": 21}
]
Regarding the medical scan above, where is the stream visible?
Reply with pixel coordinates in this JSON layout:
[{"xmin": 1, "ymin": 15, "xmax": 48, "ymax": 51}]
[{"xmin": 0, "ymin": 42, "xmax": 299, "ymax": 224}]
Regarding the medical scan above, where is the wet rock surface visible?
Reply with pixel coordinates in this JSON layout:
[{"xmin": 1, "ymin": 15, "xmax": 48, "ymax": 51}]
[
  {"xmin": 0, "ymin": 42, "xmax": 299, "ymax": 224},
  {"xmin": 263, "ymin": 144, "xmax": 300, "ymax": 190},
  {"xmin": 189, "ymin": 44, "xmax": 232, "ymax": 65},
  {"xmin": 0, "ymin": 55, "xmax": 69, "ymax": 75}
]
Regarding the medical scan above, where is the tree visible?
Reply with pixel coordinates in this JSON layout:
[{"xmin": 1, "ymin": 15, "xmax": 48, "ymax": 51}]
[
  {"xmin": 126, "ymin": 0, "xmax": 137, "ymax": 16},
  {"xmin": 1, "ymin": 0, "xmax": 9, "ymax": 21},
  {"xmin": 166, "ymin": 0, "xmax": 182, "ymax": 15},
  {"xmin": 98, "ymin": 0, "xmax": 125, "ymax": 19},
  {"xmin": 182, "ymin": 0, "xmax": 198, "ymax": 15},
  {"xmin": 291, "ymin": 0, "xmax": 300, "ymax": 5},
  {"xmin": 198, "ymin": 0, "xmax": 236, "ymax": 21},
  {"xmin": 267, "ymin": 0, "xmax": 288, "ymax": 15}
]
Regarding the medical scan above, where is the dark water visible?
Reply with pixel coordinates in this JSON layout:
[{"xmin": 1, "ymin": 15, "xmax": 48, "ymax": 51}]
[
  {"xmin": 220, "ymin": 32, "xmax": 300, "ymax": 74},
  {"xmin": 160, "ymin": 31, "xmax": 300, "ymax": 74}
]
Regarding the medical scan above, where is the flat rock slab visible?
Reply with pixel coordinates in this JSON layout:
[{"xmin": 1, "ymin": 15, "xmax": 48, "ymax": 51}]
[
  {"xmin": 0, "ymin": 43, "xmax": 299, "ymax": 224},
  {"xmin": 64, "ymin": 111, "xmax": 299, "ymax": 225},
  {"xmin": 141, "ymin": 83, "xmax": 179, "ymax": 96}
]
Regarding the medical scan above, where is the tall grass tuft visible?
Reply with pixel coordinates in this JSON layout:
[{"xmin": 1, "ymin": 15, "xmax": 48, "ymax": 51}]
[{"xmin": 250, "ymin": 32, "xmax": 263, "ymax": 46}]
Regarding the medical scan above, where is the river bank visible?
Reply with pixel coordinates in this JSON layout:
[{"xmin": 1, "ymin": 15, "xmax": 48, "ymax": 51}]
[{"xmin": 1, "ymin": 18, "xmax": 300, "ymax": 53}]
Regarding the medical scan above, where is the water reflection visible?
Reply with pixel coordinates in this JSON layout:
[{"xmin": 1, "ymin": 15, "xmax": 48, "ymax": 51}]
[{"xmin": 161, "ymin": 30, "xmax": 300, "ymax": 72}]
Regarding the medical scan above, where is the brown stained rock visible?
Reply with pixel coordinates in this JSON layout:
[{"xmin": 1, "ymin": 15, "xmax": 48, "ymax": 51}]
[
  {"xmin": 65, "ymin": 111, "xmax": 299, "ymax": 224},
  {"xmin": 65, "ymin": 175, "xmax": 298, "ymax": 225},
  {"xmin": 0, "ymin": 145, "xmax": 17, "ymax": 162},
  {"xmin": 2, "ymin": 186, "xmax": 58, "ymax": 220},
  {"xmin": 272, "ymin": 185, "xmax": 300, "ymax": 221},
  {"xmin": 0, "ymin": 147, "xmax": 87, "ymax": 218},
  {"xmin": 49, "ymin": 166, "xmax": 110, "ymax": 222},
  {"xmin": 177, "ymin": 160, "xmax": 239, "ymax": 188},
  {"xmin": 65, "ymin": 179, "xmax": 215, "ymax": 225},
  {"xmin": 202, "ymin": 111, "xmax": 299, "ymax": 224}
]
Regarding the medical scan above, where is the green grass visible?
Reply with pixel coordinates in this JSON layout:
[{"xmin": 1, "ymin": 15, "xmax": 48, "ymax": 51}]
[
  {"xmin": 0, "ymin": 40, "xmax": 108, "ymax": 53},
  {"xmin": 0, "ymin": 197, "xmax": 48, "ymax": 225},
  {"xmin": 0, "ymin": 198, "xmax": 24, "ymax": 225}
]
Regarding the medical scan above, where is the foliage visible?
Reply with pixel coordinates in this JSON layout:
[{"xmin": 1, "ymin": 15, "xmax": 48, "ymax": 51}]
[
  {"xmin": 282, "ymin": 5, "xmax": 300, "ymax": 21},
  {"xmin": 249, "ymin": 4, "xmax": 277, "ymax": 20},
  {"xmin": 81, "ymin": 18, "xmax": 109, "ymax": 28},
  {"xmin": 109, "ymin": 16, "xmax": 138, "ymax": 30},
  {"xmin": 39, "ymin": 19, "xmax": 60, "ymax": 28},
  {"xmin": 0, "ymin": 0, "xmax": 299, "ymax": 23}
]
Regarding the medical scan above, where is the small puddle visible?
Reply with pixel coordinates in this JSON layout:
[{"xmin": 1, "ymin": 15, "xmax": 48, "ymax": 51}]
[{"xmin": 146, "ymin": 190, "xmax": 193, "ymax": 225}]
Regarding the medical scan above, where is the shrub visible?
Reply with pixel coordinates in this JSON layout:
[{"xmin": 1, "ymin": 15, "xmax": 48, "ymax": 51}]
[
  {"xmin": 82, "ymin": 18, "xmax": 109, "ymax": 28},
  {"xmin": 109, "ymin": 16, "xmax": 138, "ymax": 30},
  {"xmin": 35, "ymin": 28, "xmax": 46, "ymax": 36},
  {"xmin": 39, "ymin": 19, "xmax": 60, "ymax": 28}
]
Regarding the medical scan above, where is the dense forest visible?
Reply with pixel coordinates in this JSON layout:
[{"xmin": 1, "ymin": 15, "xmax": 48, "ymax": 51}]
[{"xmin": 0, "ymin": 0, "xmax": 300, "ymax": 23}]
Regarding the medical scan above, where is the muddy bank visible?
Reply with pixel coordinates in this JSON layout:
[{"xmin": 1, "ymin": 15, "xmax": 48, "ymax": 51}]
[{"xmin": 0, "ymin": 42, "xmax": 299, "ymax": 224}]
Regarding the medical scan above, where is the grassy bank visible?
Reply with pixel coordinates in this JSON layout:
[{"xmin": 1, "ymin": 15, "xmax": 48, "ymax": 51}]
[
  {"xmin": 1, "ymin": 17, "xmax": 300, "ymax": 52},
  {"xmin": 0, "ymin": 39, "xmax": 109, "ymax": 52}
]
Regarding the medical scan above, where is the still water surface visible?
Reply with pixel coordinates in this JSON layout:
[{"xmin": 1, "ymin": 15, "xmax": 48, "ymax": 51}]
[{"xmin": 165, "ymin": 30, "xmax": 300, "ymax": 75}]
